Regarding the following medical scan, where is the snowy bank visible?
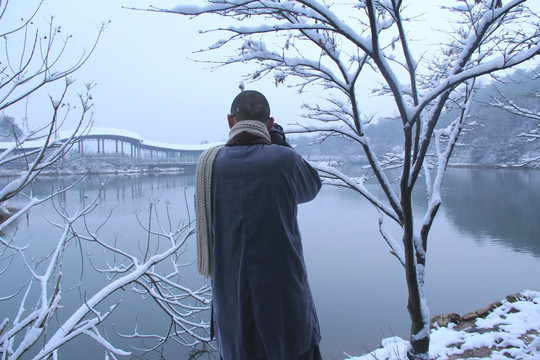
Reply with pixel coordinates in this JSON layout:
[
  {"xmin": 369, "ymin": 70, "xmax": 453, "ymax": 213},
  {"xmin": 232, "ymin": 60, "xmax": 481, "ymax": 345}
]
[{"xmin": 348, "ymin": 290, "xmax": 540, "ymax": 360}]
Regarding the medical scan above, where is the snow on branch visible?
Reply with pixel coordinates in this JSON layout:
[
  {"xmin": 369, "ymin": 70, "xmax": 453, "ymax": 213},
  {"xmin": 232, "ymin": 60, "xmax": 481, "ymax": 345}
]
[
  {"xmin": 211, "ymin": 22, "xmax": 337, "ymax": 36},
  {"xmin": 162, "ymin": 0, "xmax": 372, "ymax": 51},
  {"xmin": 170, "ymin": 0, "xmax": 327, "ymax": 22},
  {"xmin": 1, "ymin": 193, "xmax": 211, "ymax": 359},
  {"xmin": 0, "ymin": 81, "xmax": 93, "ymax": 205},
  {"xmin": 413, "ymin": 0, "xmax": 539, "ymax": 118},
  {"xmin": 510, "ymin": 154, "xmax": 540, "ymax": 167},
  {"xmin": 225, "ymin": 37, "xmax": 352, "ymax": 92},
  {"xmin": 378, "ymin": 211, "xmax": 405, "ymax": 267},
  {"xmin": 491, "ymin": 97, "xmax": 540, "ymax": 122},
  {"xmin": 288, "ymin": 123, "xmax": 366, "ymax": 145},
  {"xmin": 489, "ymin": 85, "xmax": 540, "ymax": 141},
  {"xmin": 0, "ymin": 0, "xmax": 98, "ymax": 239},
  {"xmin": 418, "ymin": 82, "xmax": 476, "ymax": 257},
  {"xmin": 144, "ymin": 1, "xmax": 540, "ymax": 356},
  {"xmin": 313, "ymin": 162, "xmax": 401, "ymax": 224},
  {"xmin": 142, "ymin": 0, "xmax": 375, "ymax": 89},
  {"xmin": 0, "ymin": 15, "xmax": 106, "ymax": 112}
]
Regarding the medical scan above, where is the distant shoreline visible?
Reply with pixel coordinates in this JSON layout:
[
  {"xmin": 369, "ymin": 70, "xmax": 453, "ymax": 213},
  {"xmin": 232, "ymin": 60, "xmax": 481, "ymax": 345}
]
[{"xmin": 0, "ymin": 162, "xmax": 538, "ymax": 178}]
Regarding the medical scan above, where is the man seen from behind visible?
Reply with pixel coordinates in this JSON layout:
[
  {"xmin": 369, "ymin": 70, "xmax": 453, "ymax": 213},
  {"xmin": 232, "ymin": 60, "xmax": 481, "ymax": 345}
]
[{"xmin": 195, "ymin": 90, "xmax": 322, "ymax": 360}]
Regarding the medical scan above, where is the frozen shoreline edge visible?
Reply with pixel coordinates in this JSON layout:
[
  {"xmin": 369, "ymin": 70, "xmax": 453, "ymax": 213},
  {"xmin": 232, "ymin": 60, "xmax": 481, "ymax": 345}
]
[
  {"xmin": 350, "ymin": 290, "xmax": 540, "ymax": 360},
  {"xmin": 1, "ymin": 163, "xmax": 539, "ymax": 178}
]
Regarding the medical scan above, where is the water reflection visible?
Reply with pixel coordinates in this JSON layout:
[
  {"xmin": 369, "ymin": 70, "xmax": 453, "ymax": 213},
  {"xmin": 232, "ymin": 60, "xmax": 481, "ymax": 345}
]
[
  {"xmin": 442, "ymin": 169, "xmax": 540, "ymax": 258},
  {"xmin": 2, "ymin": 172, "xmax": 204, "ymax": 360},
  {"xmin": 2, "ymin": 169, "xmax": 539, "ymax": 360},
  {"xmin": 25, "ymin": 173, "xmax": 195, "ymax": 198}
]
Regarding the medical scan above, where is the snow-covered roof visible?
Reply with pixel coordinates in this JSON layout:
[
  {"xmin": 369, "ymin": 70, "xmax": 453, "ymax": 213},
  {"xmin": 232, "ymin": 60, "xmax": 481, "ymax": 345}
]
[
  {"xmin": 59, "ymin": 127, "xmax": 144, "ymax": 141},
  {"xmin": 0, "ymin": 127, "xmax": 224, "ymax": 152},
  {"xmin": 141, "ymin": 139, "xmax": 223, "ymax": 151},
  {"xmin": 0, "ymin": 139, "xmax": 45, "ymax": 150}
]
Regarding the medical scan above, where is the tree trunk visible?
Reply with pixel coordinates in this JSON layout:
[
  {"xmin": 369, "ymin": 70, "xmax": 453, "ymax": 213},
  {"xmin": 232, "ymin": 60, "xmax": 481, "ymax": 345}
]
[
  {"xmin": 402, "ymin": 190, "xmax": 430, "ymax": 359},
  {"xmin": 405, "ymin": 255, "xmax": 430, "ymax": 359}
]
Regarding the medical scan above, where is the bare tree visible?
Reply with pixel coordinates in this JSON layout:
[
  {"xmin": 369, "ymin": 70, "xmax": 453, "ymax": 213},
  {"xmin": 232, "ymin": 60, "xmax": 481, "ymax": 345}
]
[
  {"xmin": 0, "ymin": 0, "xmax": 106, "ymax": 222},
  {"xmin": 0, "ymin": 0, "xmax": 103, "ymax": 111},
  {"xmin": 0, "ymin": 191, "xmax": 212, "ymax": 359},
  {"xmin": 142, "ymin": 1, "xmax": 540, "ymax": 358},
  {"xmin": 0, "ymin": 2, "xmax": 212, "ymax": 358}
]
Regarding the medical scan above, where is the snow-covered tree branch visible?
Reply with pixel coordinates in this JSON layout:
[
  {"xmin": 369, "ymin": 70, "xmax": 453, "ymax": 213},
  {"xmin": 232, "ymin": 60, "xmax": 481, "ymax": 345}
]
[
  {"xmin": 0, "ymin": 1, "xmax": 105, "ymax": 112},
  {"xmin": 145, "ymin": 0, "xmax": 539, "ymax": 358},
  {"xmin": 1, "ymin": 3, "xmax": 211, "ymax": 358},
  {"xmin": 0, "ymin": 192, "xmax": 212, "ymax": 359},
  {"xmin": 490, "ymin": 75, "xmax": 540, "ymax": 144},
  {"xmin": 0, "ymin": 0, "xmax": 106, "ymax": 225}
]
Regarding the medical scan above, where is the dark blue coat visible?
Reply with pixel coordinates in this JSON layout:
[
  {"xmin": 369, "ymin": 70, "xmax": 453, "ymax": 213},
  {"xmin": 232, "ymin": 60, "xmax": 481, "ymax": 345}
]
[{"xmin": 211, "ymin": 143, "xmax": 322, "ymax": 360}]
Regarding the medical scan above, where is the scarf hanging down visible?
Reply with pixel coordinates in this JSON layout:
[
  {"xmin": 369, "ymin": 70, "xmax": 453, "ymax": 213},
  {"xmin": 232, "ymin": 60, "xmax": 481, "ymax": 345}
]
[{"xmin": 195, "ymin": 120, "xmax": 271, "ymax": 278}]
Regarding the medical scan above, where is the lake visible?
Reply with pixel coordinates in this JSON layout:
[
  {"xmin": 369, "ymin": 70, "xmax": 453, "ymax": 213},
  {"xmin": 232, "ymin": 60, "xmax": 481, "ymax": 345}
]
[{"xmin": 1, "ymin": 168, "xmax": 539, "ymax": 360}]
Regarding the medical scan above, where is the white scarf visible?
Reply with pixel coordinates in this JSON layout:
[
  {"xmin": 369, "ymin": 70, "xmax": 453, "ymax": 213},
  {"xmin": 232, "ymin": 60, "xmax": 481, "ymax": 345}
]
[{"xmin": 195, "ymin": 120, "xmax": 271, "ymax": 278}]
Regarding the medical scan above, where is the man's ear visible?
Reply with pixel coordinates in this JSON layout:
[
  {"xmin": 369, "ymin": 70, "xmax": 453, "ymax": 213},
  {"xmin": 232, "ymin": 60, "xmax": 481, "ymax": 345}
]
[
  {"xmin": 227, "ymin": 115, "xmax": 236, "ymax": 129},
  {"xmin": 266, "ymin": 117, "xmax": 274, "ymax": 132}
]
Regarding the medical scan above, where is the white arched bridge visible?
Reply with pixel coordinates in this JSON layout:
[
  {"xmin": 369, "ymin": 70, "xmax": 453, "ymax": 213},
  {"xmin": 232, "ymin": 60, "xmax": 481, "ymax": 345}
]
[{"xmin": 0, "ymin": 127, "xmax": 221, "ymax": 173}]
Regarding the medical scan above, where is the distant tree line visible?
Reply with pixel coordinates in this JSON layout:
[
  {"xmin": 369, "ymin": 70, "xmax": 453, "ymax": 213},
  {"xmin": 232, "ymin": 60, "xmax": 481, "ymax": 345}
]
[
  {"xmin": 455, "ymin": 66, "xmax": 540, "ymax": 168},
  {"xmin": 291, "ymin": 65, "xmax": 540, "ymax": 169}
]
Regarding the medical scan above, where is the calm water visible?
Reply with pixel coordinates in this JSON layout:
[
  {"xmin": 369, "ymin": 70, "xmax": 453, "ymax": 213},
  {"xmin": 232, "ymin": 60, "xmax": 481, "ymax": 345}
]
[{"xmin": 1, "ymin": 168, "xmax": 539, "ymax": 360}]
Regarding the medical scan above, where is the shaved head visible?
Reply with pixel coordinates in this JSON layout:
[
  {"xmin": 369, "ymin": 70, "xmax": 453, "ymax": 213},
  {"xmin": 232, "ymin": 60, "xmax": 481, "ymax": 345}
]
[{"xmin": 230, "ymin": 90, "xmax": 271, "ymax": 122}]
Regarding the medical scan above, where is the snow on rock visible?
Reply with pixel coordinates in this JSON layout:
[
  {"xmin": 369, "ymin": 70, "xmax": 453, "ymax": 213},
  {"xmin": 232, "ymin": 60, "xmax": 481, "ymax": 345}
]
[
  {"xmin": 348, "ymin": 290, "xmax": 540, "ymax": 360},
  {"xmin": 347, "ymin": 336, "xmax": 408, "ymax": 360}
]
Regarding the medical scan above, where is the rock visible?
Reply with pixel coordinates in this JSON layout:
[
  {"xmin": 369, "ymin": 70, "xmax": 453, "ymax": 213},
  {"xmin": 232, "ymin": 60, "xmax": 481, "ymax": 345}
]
[
  {"xmin": 506, "ymin": 293, "xmax": 522, "ymax": 303},
  {"xmin": 431, "ymin": 292, "xmax": 528, "ymax": 331},
  {"xmin": 450, "ymin": 313, "xmax": 462, "ymax": 323},
  {"xmin": 431, "ymin": 313, "xmax": 461, "ymax": 328},
  {"xmin": 475, "ymin": 306, "xmax": 491, "ymax": 318},
  {"xmin": 462, "ymin": 312, "xmax": 478, "ymax": 322},
  {"xmin": 488, "ymin": 301, "xmax": 502, "ymax": 311}
]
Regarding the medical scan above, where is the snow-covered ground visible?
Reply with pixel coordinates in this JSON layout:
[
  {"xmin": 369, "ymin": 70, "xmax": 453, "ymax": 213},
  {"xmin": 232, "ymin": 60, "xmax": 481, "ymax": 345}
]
[{"xmin": 349, "ymin": 290, "xmax": 540, "ymax": 360}]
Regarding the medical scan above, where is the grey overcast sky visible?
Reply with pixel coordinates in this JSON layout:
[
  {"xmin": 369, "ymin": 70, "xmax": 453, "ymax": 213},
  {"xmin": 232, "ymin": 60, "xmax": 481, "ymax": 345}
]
[
  {"xmin": 4, "ymin": 0, "xmax": 314, "ymax": 145},
  {"xmin": 3, "ymin": 1, "xmax": 539, "ymax": 145}
]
